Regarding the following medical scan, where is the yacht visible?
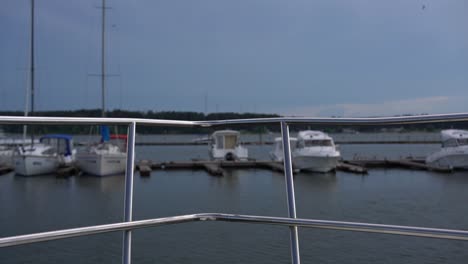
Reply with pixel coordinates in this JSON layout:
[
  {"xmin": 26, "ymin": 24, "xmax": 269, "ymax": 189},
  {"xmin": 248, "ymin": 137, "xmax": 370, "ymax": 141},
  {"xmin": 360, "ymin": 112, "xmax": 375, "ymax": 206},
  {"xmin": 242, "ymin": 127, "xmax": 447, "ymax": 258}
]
[
  {"xmin": 292, "ymin": 130, "xmax": 341, "ymax": 172},
  {"xmin": 425, "ymin": 129, "xmax": 468, "ymax": 170},
  {"xmin": 270, "ymin": 137, "xmax": 298, "ymax": 162},
  {"xmin": 210, "ymin": 130, "xmax": 248, "ymax": 161},
  {"xmin": 13, "ymin": 134, "xmax": 75, "ymax": 176},
  {"xmin": 75, "ymin": 128, "xmax": 127, "ymax": 176}
]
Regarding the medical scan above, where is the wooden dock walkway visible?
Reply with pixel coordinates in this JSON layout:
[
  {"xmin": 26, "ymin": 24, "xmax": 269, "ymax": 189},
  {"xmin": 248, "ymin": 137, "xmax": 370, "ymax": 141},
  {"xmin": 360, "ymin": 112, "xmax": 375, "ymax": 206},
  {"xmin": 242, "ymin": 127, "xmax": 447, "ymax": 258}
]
[
  {"xmin": 131, "ymin": 140, "xmax": 440, "ymax": 146},
  {"xmin": 136, "ymin": 158, "xmax": 454, "ymax": 177},
  {"xmin": 2, "ymin": 158, "xmax": 452, "ymax": 178},
  {"xmin": 347, "ymin": 159, "xmax": 452, "ymax": 173}
]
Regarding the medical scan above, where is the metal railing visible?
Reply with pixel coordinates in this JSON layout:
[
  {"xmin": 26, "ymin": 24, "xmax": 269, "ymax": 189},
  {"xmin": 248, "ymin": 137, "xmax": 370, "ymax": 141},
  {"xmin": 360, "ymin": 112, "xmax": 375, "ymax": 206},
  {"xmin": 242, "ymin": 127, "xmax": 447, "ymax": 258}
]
[{"xmin": 1, "ymin": 113, "xmax": 468, "ymax": 264}]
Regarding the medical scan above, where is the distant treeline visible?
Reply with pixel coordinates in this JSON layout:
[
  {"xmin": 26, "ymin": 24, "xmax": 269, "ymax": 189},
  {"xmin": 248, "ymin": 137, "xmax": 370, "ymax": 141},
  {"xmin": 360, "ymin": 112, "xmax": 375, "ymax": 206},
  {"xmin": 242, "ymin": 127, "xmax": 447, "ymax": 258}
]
[
  {"xmin": 0, "ymin": 109, "xmax": 281, "ymax": 134},
  {"xmin": 0, "ymin": 109, "xmax": 467, "ymax": 135}
]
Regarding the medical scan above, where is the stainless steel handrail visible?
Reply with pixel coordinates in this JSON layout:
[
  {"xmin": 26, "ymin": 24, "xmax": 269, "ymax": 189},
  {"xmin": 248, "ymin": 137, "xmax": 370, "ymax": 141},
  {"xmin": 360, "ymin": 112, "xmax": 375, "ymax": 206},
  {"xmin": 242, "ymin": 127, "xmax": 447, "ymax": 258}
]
[
  {"xmin": 2, "ymin": 112, "xmax": 468, "ymax": 126},
  {"xmin": 0, "ymin": 116, "xmax": 197, "ymax": 126},
  {"xmin": 198, "ymin": 112, "xmax": 468, "ymax": 126},
  {"xmin": 1, "ymin": 213, "xmax": 468, "ymax": 248},
  {"xmin": 122, "ymin": 122, "xmax": 136, "ymax": 264},
  {"xmin": 2, "ymin": 113, "xmax": 468, "ymax": 264},
  {"xmin": 280, "ymin": 122, "xmax": 301, "ymax": 264}
]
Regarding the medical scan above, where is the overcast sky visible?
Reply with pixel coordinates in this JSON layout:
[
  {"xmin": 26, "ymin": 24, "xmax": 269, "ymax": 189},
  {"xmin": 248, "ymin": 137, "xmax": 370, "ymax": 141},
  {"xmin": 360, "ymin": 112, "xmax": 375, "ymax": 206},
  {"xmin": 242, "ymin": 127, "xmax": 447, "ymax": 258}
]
[{"xmin": 0, "ymin": 0, "xmax": 467, "ymax": 117}]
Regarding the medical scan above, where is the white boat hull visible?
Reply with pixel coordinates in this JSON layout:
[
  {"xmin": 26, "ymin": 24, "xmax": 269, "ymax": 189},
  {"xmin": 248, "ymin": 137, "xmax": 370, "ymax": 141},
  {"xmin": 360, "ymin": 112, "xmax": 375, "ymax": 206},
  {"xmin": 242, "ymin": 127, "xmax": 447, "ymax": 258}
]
[
  {"xmin": 14, "ymin": 155, "xmax": 59, "ymax": 176},
  {"xmin": 211, "ymin": 147, "xmax": 248, "ymax": 161},
  {"xmin": 293, "ymin": 155, "xmax": 340, "ymax": 173},
  {"xmin": 269, "ymin": 151, "xmax": 282, "ymax": 162},
  {"xmin": 426, "ymin": 152, "xmax": 468, "ymax": 170},
  {"xmin": 76, "ymin": 152, "xmax": 127, "ymax": 176},
  {"xmin": 0, "ymin": 149, "xmax": 14, "ymax": 167}
]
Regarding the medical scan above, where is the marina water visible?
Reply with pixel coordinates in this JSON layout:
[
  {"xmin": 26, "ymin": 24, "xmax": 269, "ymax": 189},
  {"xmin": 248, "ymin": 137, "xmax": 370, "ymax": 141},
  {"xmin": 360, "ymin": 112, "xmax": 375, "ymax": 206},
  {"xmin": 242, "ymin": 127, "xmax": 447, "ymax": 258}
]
[{"xmin": 1, "ymin": 134, "xmax": 468, "ymax": 263}]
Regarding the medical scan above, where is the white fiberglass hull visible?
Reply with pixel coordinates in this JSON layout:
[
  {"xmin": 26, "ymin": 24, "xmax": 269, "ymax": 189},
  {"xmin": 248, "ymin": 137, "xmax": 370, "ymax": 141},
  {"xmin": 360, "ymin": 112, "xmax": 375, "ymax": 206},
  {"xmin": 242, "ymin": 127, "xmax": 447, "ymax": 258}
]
[
  {"xmin": 210, "ymin": 147, "xmax": 248, "ymax": 161},
  {"xmin": 76, "ymin": 152, "xmax": 126, "ymax": 176},
  {"xmin": 269, "ymin": 151, "xmax": 283, "ymax": 162},
  {"xmin": 426, "ymin": 150, "xmax": 468, "ymax": 170},
  {"xmin": 0, "ymin": 149, "xmax": 14, "ymax": 167},
  {"xmin": 14, "ymin": 155, "xmax": 59, "ymax": 176},
  {"xmin": 293, "ymin": 155, "xmax": 340, "ymax": 173}
]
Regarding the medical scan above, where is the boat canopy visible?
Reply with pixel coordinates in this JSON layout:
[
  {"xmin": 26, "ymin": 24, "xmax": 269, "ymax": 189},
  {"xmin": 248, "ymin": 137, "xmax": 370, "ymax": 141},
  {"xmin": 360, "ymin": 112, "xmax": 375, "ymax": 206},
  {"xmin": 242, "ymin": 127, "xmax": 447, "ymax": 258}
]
[{"xmin": 39, "ymin": 134, "xmax": 73, "ymax": 156}]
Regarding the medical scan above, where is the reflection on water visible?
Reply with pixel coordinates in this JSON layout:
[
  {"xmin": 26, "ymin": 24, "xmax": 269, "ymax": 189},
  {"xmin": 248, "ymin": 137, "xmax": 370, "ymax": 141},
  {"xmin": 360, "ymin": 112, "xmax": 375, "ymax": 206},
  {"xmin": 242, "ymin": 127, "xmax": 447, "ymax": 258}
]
[
  {"xmin": 296, "ymin": 171, "xmax": 337, "ymax": 189},
  {"xmin": 75, "ymin": 174, "xmax": 125, "ymax": 193},
  {"xmin": 1, "ymin": 142, "xmax": 468, "ymax": 264}
]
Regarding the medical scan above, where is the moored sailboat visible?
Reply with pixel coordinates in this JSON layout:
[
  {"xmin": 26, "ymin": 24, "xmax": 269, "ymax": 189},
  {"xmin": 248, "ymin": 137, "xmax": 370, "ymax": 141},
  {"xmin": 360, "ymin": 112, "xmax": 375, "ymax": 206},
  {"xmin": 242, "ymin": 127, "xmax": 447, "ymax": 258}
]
[
  {"xmin": 76, "ymin": 127, "xmax": 126, "ymax": 176},
  {"xmin": 75, "ymin": 0, "xmax": 127, "ymax": 176},
  {"xmin": 14, "ymin": 134, "xmax": 75, "ymax": 176}
]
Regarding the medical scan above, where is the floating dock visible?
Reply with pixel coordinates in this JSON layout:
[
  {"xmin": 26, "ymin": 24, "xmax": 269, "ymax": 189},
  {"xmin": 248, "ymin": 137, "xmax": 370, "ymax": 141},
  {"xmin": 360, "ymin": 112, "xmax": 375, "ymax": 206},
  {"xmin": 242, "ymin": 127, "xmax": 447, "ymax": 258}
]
[
  {"xmin": 136, "ymin": 158, "xmax": 454, "ymax": 177},
  {"xmin": 347, "ymin": 159, "xmax": 452, "ymax": 173},
  {"xmin": 131, "ymin": 140, "xmax": 440, "ymax": 146},
  {"xmin": 1, "ymin": 159, "xmax": 451, "ymax": 177}
]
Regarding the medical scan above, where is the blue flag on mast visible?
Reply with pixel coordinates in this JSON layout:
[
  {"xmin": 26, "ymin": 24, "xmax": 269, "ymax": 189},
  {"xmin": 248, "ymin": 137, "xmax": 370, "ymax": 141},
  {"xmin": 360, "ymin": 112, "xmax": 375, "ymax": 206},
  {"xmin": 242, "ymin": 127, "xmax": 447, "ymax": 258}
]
[{"xmin": 100, "ymin": 125, "xmax": 110, "ymax": 142}]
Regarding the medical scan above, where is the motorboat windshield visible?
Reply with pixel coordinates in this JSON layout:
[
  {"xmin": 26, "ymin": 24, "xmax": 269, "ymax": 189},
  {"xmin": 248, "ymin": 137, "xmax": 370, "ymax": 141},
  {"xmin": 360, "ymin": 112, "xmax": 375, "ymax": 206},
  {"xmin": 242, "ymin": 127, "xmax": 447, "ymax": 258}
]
[
  {"xmin": 299, "ymin": 139, "xmax": 333, "ymax": 148},
  {"xmin": 39, "ymin": 134, "xmax": 73, "ymax": 156}
]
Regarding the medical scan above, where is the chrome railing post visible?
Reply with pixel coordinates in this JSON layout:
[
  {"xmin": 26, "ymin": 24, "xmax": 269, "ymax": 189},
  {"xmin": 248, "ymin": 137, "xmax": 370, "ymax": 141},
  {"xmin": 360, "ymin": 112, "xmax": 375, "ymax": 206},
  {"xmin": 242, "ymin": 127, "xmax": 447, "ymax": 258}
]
[
  {"xmin": 123, "ymin": 122, "xmax": 136, "ymax": 264},
  {"xmin": 280, "ymin": 122, "xmax": 301, "ymax": 264}
]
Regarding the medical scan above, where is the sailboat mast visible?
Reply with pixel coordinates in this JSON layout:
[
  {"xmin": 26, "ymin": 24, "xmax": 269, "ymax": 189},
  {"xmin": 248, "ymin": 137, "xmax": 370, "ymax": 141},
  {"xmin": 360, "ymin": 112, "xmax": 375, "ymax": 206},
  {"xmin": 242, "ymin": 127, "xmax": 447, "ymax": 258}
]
[
  {"xmin": 101, "ymin": 0, "xmax": 106, "ymax": 117},
  {"xmin": 29, "ymin": 0, "xmax": 35, "ymax": 146},
  {"xmin": 30, "ymin": 0, "xmax": 35, "ymax": 115}
]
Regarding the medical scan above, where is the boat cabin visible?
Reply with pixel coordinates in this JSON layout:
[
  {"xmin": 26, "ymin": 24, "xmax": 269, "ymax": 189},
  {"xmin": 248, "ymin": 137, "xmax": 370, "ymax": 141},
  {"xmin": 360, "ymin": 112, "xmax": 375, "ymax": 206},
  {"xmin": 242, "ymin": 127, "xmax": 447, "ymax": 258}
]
[
  {"xmin": 211, "ymin": 130, "xmax": 241, "ymax": 150},
  {"xmin": 210, "ymin": 130, "xmax": 248, "ymax": 161},
  {"xmin": 296, "ymin": 131, "xmax": 335, "ymax": 148},
  {"xmin": 441, "ymin": 130, "xmax": 468, "ymax": 148}
]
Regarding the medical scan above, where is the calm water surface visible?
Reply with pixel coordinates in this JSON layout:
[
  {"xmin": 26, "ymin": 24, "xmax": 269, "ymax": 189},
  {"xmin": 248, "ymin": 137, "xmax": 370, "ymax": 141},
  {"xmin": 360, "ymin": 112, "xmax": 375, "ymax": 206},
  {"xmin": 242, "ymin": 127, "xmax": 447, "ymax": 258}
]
[{"xmin": 1, "ymin": 136, "xmax": 468, "ymax": 263}]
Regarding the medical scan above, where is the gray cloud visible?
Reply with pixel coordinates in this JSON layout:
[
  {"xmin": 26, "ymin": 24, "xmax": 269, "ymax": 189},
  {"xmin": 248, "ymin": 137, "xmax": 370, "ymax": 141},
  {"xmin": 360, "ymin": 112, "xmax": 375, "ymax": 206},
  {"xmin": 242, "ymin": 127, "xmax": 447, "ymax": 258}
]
[
  {"xmin": 0, "ymin": 0, "xmax": 467, "ymax": 114},
  {"xmin": 282, "ymin": 96, "xmax": 468, "ymax": 117}
]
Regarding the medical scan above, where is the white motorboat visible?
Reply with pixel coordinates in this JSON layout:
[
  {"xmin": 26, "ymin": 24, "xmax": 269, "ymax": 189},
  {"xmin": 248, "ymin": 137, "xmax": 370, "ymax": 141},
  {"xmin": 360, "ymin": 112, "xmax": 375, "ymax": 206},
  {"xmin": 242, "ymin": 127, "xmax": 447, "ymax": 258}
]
[
  {"xmin": 14, "ymin": 134, "xmax": 76, "ymax": 176},
  {"xmin": 76, "ymin": 130, "xmax": 127, "ymax": 176},
  {"xmin": 292, "ymin": 130, "xmax": 341, "ymax": 172},
  {"xmin": 269, "ymin": 137, "xmax": 298, "ymax": 162},
  {"xmin": 210, "ymin": 130, "xmax": 248, "ymax": 161},
  {"xmin": 425, "ymin": 129, "xmax": 468, "ymax": 170}
]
